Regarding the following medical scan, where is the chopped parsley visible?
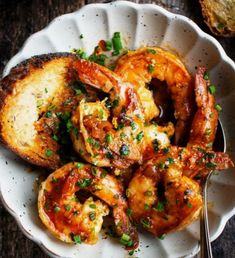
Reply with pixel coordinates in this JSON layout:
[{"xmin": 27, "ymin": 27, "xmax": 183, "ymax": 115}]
[
  {"xmin": 203, "ymin": 71, "xmax": 209, "ymax": 80},
  {"xmin": 112, "ymin": 97, "xmax": 120, "ymax": 108},
  {"xmin": 127, "ymin": 208, "xmax": 132, "ymax": 216},
  {"xmin": 144, "ymin": 191, "xmax": 153, "ymax": 197},
  {"xmin": 73, "ymin": 234, "xmax": 82, "ymax": 244},
  {"xmin": 167, "ymin": 157, "xmax": 175, "ymax": 164},
  {"xmin": 206, "ymin": 162, "xmax": 217, "ymax": 169},
  {"xmin": 204, "ymin": 152, "xmax": 215, "ymax": 159},
  {"xmin": 140, "ymin": 218, "xmax": 150, "ymax": 228},
  {"xmin": 64, "ymin": 204, "xmax": 71, "ymax": 211},
  {"xmin": 120, "ymin": 233, "xmax": 133, "ymax": 247},
  {"xmin": 87, "ymin": 137, "xmax": 100, "ymax": 149},
  {"xmin": 187, "ymin": 202, "xmax": 192, "ymax": 208},
  {"xmin": 36, "ymin": 99, "xmax": 43, "ymax": 108},
  {"xmin": 51, "ymin": 177, "xmax": 59, "ymax": 183},
  {"xmin": 152, "ymin": 139, "xmax": 159, "ymax": 152},
  {"xmin": 147, "ymin": 64, "xmax": 155, "ymax": 73},
  {"xmin": 76, "ymin": 162, "xmax": 84, "ymax": 169},
  {"xmin": 105, "ymin": 150, "xmax": 114, "ymax": 159},
  {"xmin": 66, "ymin": 119, "xmax": 73, "ymax": 132},
  {"xmin": 159, "ymin": 234, "xmax": 166, "ymax": 240},
  {"xmin": 45, "ymin": 111, "xmax": 52, "ymax": 118},
  {"xmin": 130, "ymin": 121, "xmax": 136, "ymax": 130},
  {"xmin": 112, "ymin": 32, "xmax": 123, "ymax": 52},
  {"xmin": 163, "ymin": 147, "xmax": 169, "ymax": 154},
  {"xmin": 119, "ymin": 144, "xmax": 129, "ymax": 156},
  {"xmin": 209, "ymin": 84, "xmax": 216, "ymax": 95},
  {"xmin": 101, "ymin": 171, "xmax": 107, "ymax": 178},
  {"xmin": 76, "ymin": 178, "xmax": 92, "ymax": 188},
  {"xmin": 45, "ymin": 149, "xmax": 53, "ymax": 157},
  {"xmin": 136, "ymin": 131, "xmax": 144, "ymax": 142},
  {"xmin": 105, "ymin": 133, "xmax": 113, "ymax": 144},
  {"xmin": 105, "ymin": 40, "xmax": 112, "ymax": 51},
  {"xmin": 147, "ymin": 48, "xmax": 156, "ymax": 54},
  {"xmin": 215, "ymin": 104, "xmax": 222, "ymax": 112},
  {"xmin": 144, "ymin": 203, "xmax": 150, "ymax": 210},
  {"xmin": 116, "ymin": 123, "xmax": 124, "ymax": 130},
  {"xmin": 154, "ymin": 201, "xmax": 164, "ymax": 212},
  {"xmin": 89, "ymin": 211, "xmax": 96, "ymax": 221},
  {"xmin": 54, "ymin": 206, "xmax": 60, "ymax": 213}
]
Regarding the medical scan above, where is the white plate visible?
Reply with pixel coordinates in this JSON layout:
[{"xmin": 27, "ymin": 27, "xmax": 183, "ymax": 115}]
[{"xmin": 1, "ymin": 1, "xmax": 235, "ymax": 258}]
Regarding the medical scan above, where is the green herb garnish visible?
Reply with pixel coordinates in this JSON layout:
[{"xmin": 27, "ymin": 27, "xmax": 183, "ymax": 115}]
[
  {"xmin": 64, "ymin": 204, "xmax": 71, "ymax": 211},
  {"xmin": 76, "ymin": 162, "xmax": 84, "ymax": 169},
  {"xmin": 120, "ymin": 233, "xmax": 133, "ymax": 247},
  {"xmin": 45, "ymin": 149, "xmax": 53, "ymax": 157},
  {"xmin": 209, "ymin": 84, "xmax": 216, "ymax": 95},
  {"xmin": 136, "ymin": 131, "xmax": 144, "ymax": 142},
  {"xmin": 112, "ymin": 32, "xmax": 123, "ymax": 52},
  {"xmin": 206, "ymin": 162, "xmax": 217, "ymax": 169},
  {"xmin": 76, "ymin": 178, "xmax": 92, "ymax": 188},
  {"xmin": 144, "ymin": 191, "xmax": 152, "ymax": 197},
  {"xmin": 147, "ymin": 64, "xmax": 155, "ymax": 73},
  {"xmin": 54, "ymin": 206, "xmax": 60, "ymax": 213},
  {"xmin": 203, "ymin": 71, "xmax": 209, "ymax": 80},
  {"xmin": 119, "ymin": 144, "xmax": 129, "ymax": 156},
  {"xmin": 89, "ymin": 211, "xmax": 96, "ymax": 221},
  {"xmin": 215, "ymin": 104, "xmax": 222, "ymax": 112},
  {"xmin": 105, "ymin": 40, "xmax": 112, "ymax": 51},
  {"xmin": 73, "ymin": 234, "xmax": 82, "ymax": 244},
  {"xmin": 147, "ymin": 48, "xmax": 156, "ymax": 54},
  {"xmin": 105, "ymin": 133, "xmax": 113, "ymax": 144}
]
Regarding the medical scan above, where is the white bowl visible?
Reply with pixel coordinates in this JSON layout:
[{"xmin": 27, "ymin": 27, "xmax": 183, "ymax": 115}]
[{"xmin": 1, "ymin": 1, "xmax": 235, "ymax": 258}]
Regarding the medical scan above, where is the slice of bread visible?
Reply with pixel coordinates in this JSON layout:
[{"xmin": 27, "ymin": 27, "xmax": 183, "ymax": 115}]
[
  {"xmin": 0, "ymin": 53, "xmax": 76, "ymax": 169},
  {"xmin": 199, "ymin": 0, "xmax": 235, "ymax": 37}
]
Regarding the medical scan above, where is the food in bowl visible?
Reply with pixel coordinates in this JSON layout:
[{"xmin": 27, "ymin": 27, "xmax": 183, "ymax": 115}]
[{"xmin": 0, "ymin": 33, "xmax": 233, "ymax": 251}]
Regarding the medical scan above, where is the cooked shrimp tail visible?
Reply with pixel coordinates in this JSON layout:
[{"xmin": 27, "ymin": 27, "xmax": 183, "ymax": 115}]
[
  {"xmin": 155, "ymin": 146, "xmax": 234, "ymax": 179},
  {"xmin": 188, "ymin": 66, "xmax": 218, "ymax": 149},
  {"xmin": 72, "ymin": 59, "xmax": 143, "ymax": 119},
  {"xmin": 127, "ymin": 155, "xmax": 202, "ymax": 237},
  {"xmin": 115, "ymin": 47, "xmax": 195, "ymax": 144},
  {"xmin": 38, "ymin": 163, "xmax": 139, "ymax": 248}
]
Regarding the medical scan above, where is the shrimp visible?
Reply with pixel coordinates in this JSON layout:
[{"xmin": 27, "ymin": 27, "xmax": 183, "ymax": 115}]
[
  {"xmin": 70, "ymin": 99, "xmax": 174, "ymax": 169},
  {"xmin": 127, "ymin": 67, "xmax": 234, "ymax": 235},
  {"xmin": 184, "ymin": 66, "xmax": 226, "ymax": 179},
  {"xmin": 38, "ymin": 162, "xmax": 139, "ymax": 249},
  {"xmin": 188, "ymin": 66, "xmax": 218, "ymax": 150},
  {"xmin": 149, "ymin": 146, "xmax": 233, "ymax": 179},
  {"xmin": 72, "ymin": 59, "xmax": 144, "ymax": 120},
  {"xmin": 127, "ymin": 146, "xmax": 233, "ymax": 237},
  {"xmin": 67, "ymin": 59, "xmax": 175, "ymax": 168},
  {"xmin": 115, "ymin": 47, "xmax": 195, "ymax": 144},
  {"xmin": 127, "ymin": 153, "xmax": 202, "ymax": 237}
]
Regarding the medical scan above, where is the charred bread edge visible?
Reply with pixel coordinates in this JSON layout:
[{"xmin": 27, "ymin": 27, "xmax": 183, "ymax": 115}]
[
  {"xmin": 199, "ymin": 0, "xmax": 235, "ymax": 37},
  {"xmin": 0, "ymin": 53, "xmax": 76, "ymax": 169}
]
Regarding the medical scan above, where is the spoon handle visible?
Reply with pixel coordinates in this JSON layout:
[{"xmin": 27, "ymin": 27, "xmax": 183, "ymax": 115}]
[{"xmin": 200, "ymin": 175, "xmax": 213, "ymax": 258}]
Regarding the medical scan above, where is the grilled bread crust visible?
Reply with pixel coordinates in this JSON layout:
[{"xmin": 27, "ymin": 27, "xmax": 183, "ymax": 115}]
[
  {"xmin": 199, "ymin": 0, "xmax": 235, "ymax": 37},
  {"xmin": 0, "ymin": 53, "xmax": 76, "ymax": 170}
]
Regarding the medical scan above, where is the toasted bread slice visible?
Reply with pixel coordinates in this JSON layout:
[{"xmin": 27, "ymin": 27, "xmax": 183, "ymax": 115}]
[
  {"xmin": 199, "ymin": 0, "xmax": 235, "ymax": 37},
  {"xmin": 0, "ymin": 53, "xmax": 77, "ymax": 169}
]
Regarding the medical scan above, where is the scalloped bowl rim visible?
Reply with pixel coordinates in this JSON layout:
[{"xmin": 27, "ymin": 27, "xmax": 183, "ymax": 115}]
[{"xmin": 1, "ymin": 1, "xmax": 235, "ymax": 258}]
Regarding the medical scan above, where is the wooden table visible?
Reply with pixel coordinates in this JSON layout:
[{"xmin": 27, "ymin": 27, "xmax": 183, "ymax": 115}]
[{"xmin": 0, "ymin": 1, "xmax": 234, "ymax": 257}]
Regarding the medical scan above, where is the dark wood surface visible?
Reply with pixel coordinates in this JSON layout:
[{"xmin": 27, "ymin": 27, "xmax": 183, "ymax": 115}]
[{"xmin": 0, "ymin": 1, "xmax": 234, "ymax": 257}]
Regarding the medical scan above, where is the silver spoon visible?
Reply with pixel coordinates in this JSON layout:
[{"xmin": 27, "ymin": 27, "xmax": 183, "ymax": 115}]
[
  {"xmin": 200, "ymin": 170, "xmax": 213, "ymax": 258},
  {"xmin": 200, "ymin": 121, "xmax": 225, "ymax": 258}
]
